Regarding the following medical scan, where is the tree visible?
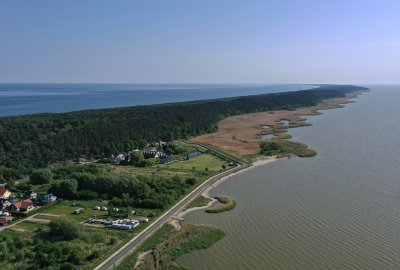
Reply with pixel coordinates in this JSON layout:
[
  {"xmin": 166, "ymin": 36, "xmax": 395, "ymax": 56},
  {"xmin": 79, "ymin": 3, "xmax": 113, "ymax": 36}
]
[
  {"xmin": 30, "ymin": 169, "xmax": 53, "ymax": 184},
  {"xmin": 48, "ymin": 179, "xmax": 78, "ymax": 198},
  {"xmin": 130, "ymin": 151, "xmax": 144, "ymax": 165},
  {"xmin": 48, "ymin": 218, "xmax": 83, "ymax": 240}
]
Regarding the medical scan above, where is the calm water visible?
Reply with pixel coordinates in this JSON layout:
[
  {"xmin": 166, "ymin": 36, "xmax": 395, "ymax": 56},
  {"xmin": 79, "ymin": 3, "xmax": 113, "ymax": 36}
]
[
  {"xmin": 0, "ymin": 83, "xmax": 311, "ymax": 117},
  {"xmin": 178, "ymin": 85, "xmax": 400, "ymax": 270}
]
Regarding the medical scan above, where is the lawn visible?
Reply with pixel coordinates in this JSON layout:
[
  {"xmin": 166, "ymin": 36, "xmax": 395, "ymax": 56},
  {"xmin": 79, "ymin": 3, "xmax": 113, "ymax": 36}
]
[
  {"xmin": 41, "ymin": 199, "xmax": 110, "ymax": 222},
  {"xmin": 41, "ymin": 200, "xmax": 160, "ymax": 226},
  {"xmin": 163, "ymin": 154, "xmax": 228, "ymax": 172},
  {"xmin": 98, "ymin": 153, "xmax": 229, "ymax": 186}
]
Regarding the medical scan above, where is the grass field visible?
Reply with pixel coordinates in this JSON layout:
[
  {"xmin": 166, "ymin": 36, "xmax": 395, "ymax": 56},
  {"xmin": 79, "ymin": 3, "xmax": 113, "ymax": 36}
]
[
  {"xmin": 106, "ymin": 153, "xmax": 228, "ymax": 179},
  {"xmin": 165, "ymin": 154, "xmax": 228, "ymax": 172},
  {"xmin": 40, "ymin": 200, "xmax": 160, "ymax": 227}
]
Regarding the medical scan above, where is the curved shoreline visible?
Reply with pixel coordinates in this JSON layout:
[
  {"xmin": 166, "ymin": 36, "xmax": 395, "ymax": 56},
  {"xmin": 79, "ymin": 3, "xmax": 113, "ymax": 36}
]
[{"xmin": 170, "ymin": 156, "xmax": 283, "ymax": 229}]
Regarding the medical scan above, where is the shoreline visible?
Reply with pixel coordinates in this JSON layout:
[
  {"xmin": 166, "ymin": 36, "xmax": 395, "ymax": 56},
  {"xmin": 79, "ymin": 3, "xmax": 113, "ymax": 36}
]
[
  {"xmin": 170, "ymin": 91, "xmax": 366, "ymax": 229},
  {"xmin": 169, "ymin": 156, "xmax": 283, "ymax": 230}
]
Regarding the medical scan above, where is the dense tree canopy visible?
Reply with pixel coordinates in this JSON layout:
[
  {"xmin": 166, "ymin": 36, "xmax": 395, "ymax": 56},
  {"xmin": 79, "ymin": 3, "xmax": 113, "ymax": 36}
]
[{"xmin": 45, "ymin": 165, "xmax": 197, "ymax": 210}]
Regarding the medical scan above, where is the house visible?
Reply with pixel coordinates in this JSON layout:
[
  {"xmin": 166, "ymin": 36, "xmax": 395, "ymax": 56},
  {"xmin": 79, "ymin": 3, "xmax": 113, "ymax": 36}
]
[
  {"xmin": 142, "ymin": 150, "xmax": 159, "ymax": 159},
  {"xmin": 23, "ymin": 191, "xmax": 38, "ymax": 200},
  {"xmin": 0, "ymin": 188, "xmax": 11, "ymax": 199},
  {"xmin": 12, "ymin": 199, "xmax": 36, "ymax": 212},
  {"xmin": 160, "ymin": 156, "xmax": 173, "ymax": 164},
  {"xmin": 0, "ymin": 216, "xmax": 12, "ymax": 226},
  {"xmin": 109, "ymin": 153, "xmax": 125, "ymax": 164},
  {"xmin": 41, "ymin": 194, "xmax": 57, "ymax": 204},
  {"xmin": 0, "ymin": 199, "xmax": 11, "ymax": 210}
]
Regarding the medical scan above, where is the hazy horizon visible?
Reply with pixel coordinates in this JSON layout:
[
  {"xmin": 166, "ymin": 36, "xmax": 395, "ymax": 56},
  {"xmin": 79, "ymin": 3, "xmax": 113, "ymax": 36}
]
[{"xmin": 1, "ymin": 1, "xmax": 399, "ymax": 84}]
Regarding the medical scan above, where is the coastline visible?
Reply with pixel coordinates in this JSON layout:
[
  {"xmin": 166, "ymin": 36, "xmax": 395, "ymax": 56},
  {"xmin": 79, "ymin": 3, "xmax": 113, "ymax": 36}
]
[
  {"xmin": 170, "ymin": 156, "xmax": 283, "ymax": 230},
  {"xmin": 115, "ymin": 88, "xmax": 368, "ymax": 268},
  {"xmin": 170, "ymin": 91, "xmax": 366, "ymax": 229}
]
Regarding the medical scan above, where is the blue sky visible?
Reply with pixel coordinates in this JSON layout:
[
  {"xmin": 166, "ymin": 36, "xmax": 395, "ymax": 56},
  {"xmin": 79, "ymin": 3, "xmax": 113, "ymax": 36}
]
[{"xmin": 1, "ymin": 0, "xmax": 399, "ymax": 83}]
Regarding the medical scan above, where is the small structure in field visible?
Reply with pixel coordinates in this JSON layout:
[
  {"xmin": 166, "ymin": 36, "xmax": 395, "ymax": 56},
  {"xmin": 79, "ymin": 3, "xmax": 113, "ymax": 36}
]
[
  {"xmin": 74, "ymin": 208, "xmax": 84, "ymax": 215},
  {"xmin": 160, "ymin": 156, "xmax": 173, "ymax": 164},
  {"xmin": 186, "ymin": 151, "xmax": 202, "ymax": 160}
]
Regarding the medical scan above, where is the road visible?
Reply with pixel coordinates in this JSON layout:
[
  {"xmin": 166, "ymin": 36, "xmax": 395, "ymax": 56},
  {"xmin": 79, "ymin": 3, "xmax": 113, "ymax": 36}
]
[{"xmin": 94, "ymin": 144, "xmax": 246, "ymax": 270}]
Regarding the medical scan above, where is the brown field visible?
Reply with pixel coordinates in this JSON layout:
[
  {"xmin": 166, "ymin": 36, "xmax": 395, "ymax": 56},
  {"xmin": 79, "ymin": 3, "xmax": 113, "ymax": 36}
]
[{"xmin": 190, "ymin": 91, "xmax": 363, "ymax": 157}]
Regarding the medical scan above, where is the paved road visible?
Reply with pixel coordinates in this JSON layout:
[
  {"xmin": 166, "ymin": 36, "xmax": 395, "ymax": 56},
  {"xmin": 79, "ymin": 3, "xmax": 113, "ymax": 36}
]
[{"xmin": 95, "ymin": 145, "xmax": 246, "ymax": 270}]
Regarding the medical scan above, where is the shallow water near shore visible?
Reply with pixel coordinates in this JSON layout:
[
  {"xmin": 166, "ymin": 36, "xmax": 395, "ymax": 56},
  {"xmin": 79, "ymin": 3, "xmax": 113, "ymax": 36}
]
[{"xmin": 178, "ymin": 85, "xmax": 400, "ymax": 270}]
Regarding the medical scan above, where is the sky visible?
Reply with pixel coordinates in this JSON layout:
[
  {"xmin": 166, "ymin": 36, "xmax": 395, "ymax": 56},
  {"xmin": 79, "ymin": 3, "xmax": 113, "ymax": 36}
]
[{"xmin": 0, "ymin": 0, "xmax": 399, "ymax": 84}]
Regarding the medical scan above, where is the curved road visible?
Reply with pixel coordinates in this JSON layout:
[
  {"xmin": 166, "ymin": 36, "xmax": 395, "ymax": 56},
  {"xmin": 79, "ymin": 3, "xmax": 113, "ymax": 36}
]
[{"xmin": 95, "ymin": 145, "xmax": 246, "ymax": 270}]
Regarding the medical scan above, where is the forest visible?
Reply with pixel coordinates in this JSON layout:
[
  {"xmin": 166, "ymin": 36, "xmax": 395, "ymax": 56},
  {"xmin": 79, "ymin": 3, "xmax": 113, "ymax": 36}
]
[{"xmin": 0, "ymin": 85, "xmax": 367, "ymax": 175}]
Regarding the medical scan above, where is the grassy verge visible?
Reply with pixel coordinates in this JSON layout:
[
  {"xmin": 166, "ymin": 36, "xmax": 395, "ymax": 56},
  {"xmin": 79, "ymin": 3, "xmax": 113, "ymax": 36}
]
[
  {"xmin": 205, "ymin": 195, "xmax": 236, "ymax": 213},
  {"xmin": 116, "ymin": 224, "xmax": 224, "ymax": 270},
  {"xmin": 185, "ymin": 195, "xmax": 212, "ymax": 210}
]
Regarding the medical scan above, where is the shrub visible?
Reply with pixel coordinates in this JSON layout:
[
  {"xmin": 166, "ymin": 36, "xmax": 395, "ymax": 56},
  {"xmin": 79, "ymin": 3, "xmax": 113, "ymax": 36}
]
[
  {"xmin": 48, "ymin": 218, "xmax": 83, "ymax": 241},
  {"xmin": 30, "ymin": 169, "xmax": 53, "ymax": 184}
]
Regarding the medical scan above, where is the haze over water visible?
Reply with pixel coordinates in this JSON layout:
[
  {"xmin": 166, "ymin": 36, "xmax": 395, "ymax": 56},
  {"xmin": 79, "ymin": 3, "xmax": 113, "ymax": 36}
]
[{"xmin": 178, "ymin": 85, "xmax": 400, "ymax": 270}]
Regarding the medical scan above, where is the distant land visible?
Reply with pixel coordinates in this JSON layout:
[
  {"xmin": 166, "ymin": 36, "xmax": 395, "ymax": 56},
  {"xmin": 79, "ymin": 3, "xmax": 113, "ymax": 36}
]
[{"xmin": 0, "ymin": 83, "xmax": 315, "ymax": 117}]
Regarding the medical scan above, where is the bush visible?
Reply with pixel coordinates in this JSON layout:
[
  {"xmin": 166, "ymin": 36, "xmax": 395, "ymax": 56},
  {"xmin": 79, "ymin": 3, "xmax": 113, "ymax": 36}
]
[
  {"xmin": 48, "ymin": 218, "xmax": 83, "ymax": 241},
  {"xmin": 185, "ymin": 178, "xmax": 197, "ymax": 186},
  {"xmin": 48, "ymin": 179, "xmax": 78, "ymax": 198},
  {"xmin": 30, "ymin": 169, "xmax": 53, "ymax": 184},
  {"xmin": 260, "ymin": 141, "xmax": 284, "ymax": 156}
]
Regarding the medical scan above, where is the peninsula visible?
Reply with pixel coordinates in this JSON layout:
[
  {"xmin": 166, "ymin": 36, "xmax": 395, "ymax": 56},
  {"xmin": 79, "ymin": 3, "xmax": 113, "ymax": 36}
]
[{"xmin": 0, "ymin": 85, "xmax": 368, "ymax": 270}]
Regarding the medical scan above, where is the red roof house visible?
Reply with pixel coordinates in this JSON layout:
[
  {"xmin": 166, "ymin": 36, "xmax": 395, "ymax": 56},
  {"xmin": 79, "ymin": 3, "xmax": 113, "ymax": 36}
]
[
  {"xmin": 0, "ymin": 188, "xmax": 11, "ymax": 199},
  {"xmin": 12, "ymin": 199, "xmax": 36, "ymax": 212}
]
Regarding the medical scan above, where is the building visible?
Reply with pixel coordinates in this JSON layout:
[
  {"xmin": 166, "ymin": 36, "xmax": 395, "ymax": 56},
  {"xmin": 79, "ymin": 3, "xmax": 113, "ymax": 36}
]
[
  {"xmin": 0, "ymin": 199, "xmax": 11, "ymax": 210},
  {"xmin": 109, "ymin": 153, "xmax": 126, "ymax": 164},
  {"xmin": 0, "ymin": 188, "xmax": 11, "ymax": 199},
  {"xmin": 0, "ymin": 216, "xmax": 12, "ymax": 226},
  {"xmin": 41, "ymin": 194, "xmax": 57, "ymax": 204},
  {"xmin": 12, "ymin": 199, "xmax": 36, "ymax": 212},
  {"xmin": 23, "ymin": 191, "xmax": 38, "ymax": 200},
  {"xmin": 142, "ymin": 150, "xmax": 159, "ymax": 159}
]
